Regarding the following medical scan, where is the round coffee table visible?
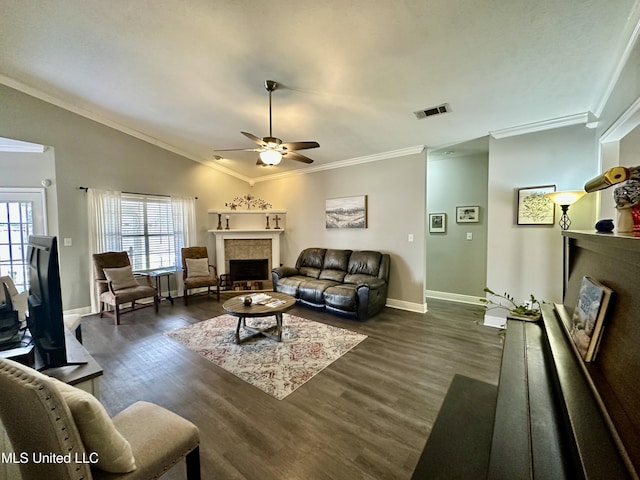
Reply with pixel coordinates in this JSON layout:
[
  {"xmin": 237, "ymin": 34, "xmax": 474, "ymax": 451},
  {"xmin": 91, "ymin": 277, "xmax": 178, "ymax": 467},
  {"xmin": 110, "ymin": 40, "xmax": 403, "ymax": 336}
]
[{"xmin": 223, "ymin": 292, "xmax": 296, "ymax": 344}]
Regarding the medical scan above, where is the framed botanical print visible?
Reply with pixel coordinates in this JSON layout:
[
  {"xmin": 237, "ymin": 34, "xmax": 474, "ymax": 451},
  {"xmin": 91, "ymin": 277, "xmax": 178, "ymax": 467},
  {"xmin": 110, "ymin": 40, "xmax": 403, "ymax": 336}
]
[
  {"xmin": 517, "ymin": 185, "xmax": 556, "ymax": 225},
  {"xmin": 429, "ymin": 213, "xmax": 446, "ymax": 233},
  {"xmin": 456, "ymin": 205, "xmax": 480, "ymax": 223}
]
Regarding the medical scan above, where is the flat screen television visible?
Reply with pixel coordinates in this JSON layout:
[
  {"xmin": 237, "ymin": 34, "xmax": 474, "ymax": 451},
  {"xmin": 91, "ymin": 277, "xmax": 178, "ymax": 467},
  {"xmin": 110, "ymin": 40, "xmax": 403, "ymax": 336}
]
[{"xmin": 26, "ymin": 235, "xmax": 67, "ymax": 368}]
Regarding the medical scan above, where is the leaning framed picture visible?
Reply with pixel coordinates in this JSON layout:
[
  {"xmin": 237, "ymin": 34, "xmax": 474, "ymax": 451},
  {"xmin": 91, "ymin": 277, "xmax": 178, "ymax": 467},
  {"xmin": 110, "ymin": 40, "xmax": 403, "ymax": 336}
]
[
  {"xmin": 517, "ymin": 185, "xmax": 556, "ymax": 225},
  {"xmin": 429, "ymin": 213, "xmax": 446, "ymax": 233},
  {"xmin": 456, "ymin": 205, "xmax": 480, "ymax": 223}
]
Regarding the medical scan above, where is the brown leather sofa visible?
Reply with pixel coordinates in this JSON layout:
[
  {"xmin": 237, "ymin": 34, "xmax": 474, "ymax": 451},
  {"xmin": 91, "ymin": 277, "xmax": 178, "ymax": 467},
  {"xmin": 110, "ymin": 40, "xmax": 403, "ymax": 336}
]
[{"xmin": 271, "ymin": 248, "xmax": 390, "ymax": 320}]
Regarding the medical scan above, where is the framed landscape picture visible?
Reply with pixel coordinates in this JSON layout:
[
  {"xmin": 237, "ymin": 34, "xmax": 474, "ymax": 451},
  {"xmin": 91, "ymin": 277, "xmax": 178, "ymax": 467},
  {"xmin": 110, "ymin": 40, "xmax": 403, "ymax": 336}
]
[
  {"xmin": 517, "ymin": 185, "xmax": 556, "ymax": 225},
  {"xmin": 456, "ymin": 205, "xmax": 479, "ymax": 223},
  {"xmin": 429, "ymin": 213, "xmax": 446, "ymax": 233},
  {"xmin": 325, "ymin": 195, "xmax": 368, "ymax": 228}
]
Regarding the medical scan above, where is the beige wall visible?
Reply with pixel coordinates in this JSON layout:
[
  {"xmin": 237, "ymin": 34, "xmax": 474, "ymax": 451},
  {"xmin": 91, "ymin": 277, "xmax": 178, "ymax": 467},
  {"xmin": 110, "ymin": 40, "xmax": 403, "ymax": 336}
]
[
  {"xmin": 0, "ymin": 84, "xmax": 248, "ymax": 310},
  {"xmin": 251, "ymin": 152, "xmax": 427, "ymax": 308}
]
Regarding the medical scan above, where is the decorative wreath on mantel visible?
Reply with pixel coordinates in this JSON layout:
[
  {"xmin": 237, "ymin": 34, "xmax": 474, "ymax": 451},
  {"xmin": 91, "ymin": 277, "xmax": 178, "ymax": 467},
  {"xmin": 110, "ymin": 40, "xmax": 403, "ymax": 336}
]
[{"xmin": 225, "ymin": 194, "xmax": 272, "ymax": 210}]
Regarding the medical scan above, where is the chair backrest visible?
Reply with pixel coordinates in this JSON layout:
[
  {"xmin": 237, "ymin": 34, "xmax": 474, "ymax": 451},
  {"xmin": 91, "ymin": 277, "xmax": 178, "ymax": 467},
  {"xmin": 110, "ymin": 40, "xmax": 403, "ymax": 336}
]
[
  {"xmin": 0, "ymin": 276, "xmax": 18, "ymax": 303},
  {"xmin": 92, "ymin": 252, "xmax": 131, "ymax": 295},
  {"xmin": 0, "ymin": 359, "xmax": 92, "ymax": 480},
  {"xmin": 181, "ymin": 247, "xmax": 208, "ymax": 277}
]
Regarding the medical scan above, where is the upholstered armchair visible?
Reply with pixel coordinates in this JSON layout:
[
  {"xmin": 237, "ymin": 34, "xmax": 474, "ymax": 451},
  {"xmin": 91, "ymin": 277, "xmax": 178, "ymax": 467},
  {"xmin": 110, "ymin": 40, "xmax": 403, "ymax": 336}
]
[
  {"xmin": 92, "ymin": 252, "xmax": 158, "ymax": 325},
  {"xmin": 0, "ymin": 358, "xmax": 200, "ymax": 480},
  {"xmin": 0, "ymin": 275, "xmax": 28, "ymax": 321},
  {"xmin": 181, "ymin": 246, "xmax": 220, "ymax": 305}
]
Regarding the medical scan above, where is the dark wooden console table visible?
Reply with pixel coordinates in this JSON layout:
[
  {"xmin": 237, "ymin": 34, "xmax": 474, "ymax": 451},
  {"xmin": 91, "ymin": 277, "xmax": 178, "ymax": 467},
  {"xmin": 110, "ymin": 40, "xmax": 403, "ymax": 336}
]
[{"xmin": 414, "ymin": 230, "xmax": 639, "ymax": 479}]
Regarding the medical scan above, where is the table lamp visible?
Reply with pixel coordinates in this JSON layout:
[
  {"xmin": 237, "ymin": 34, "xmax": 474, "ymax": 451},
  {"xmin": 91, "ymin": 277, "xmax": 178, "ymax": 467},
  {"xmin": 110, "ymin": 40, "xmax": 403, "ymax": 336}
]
[{"xmin": 545, "ymin": 190, "xmax": 586, "ymax": 230}]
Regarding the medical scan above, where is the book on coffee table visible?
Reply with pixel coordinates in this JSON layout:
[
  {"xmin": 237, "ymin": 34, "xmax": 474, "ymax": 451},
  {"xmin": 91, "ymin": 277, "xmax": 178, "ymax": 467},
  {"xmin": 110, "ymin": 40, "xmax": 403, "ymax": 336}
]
[{"xmin": 239, "ymin": 293, "xmax": 272, "ymax": 304}]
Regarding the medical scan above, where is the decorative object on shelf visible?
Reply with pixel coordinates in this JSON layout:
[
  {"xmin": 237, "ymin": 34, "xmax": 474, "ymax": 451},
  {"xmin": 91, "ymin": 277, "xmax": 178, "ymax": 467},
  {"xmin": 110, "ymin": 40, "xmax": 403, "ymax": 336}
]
[
  {"xmin": 456, "ymin": 205, "xmax": 480, "ymax": 223},
  {"xmin": 225, "ymin": 194, "xmax": 272, "ymax": 210},
  {"xmin": 428, "ymin": 213, "xmax": 446, "ymax": 233},
  {"xmin": 517, "ymin": 185, "xmax": 556, "ymax": 225},
  {"xmin": 612, "ymin": 167, "xmax": 640, "ymax": 233},
  {"xmin": 480, "ymin": 287, "xmax": 542, "ymax": 322},
  {"xmin": 265, "ymin": 214, "xmax": 270, "ymax": 230},
  {"xmin": 584, "ymin": 165, "xmax": 640, "ymax": 233},
  {"xmin": 569, "ymin": 276, "xmax": 613, "ymax": 362},
  {"xmin": 225, "ymin": 216, "xmax": 230, "ymax": 230},
  {"xmin": 545, "ymin": 190, "xmax": 586, "ymax": 230},
  {"xmin": 273, "ymin": 214, "xmax": 281, "ymax": 229},
  {"xmin": 216, "ymin": 213, "xmax": 223, "ymax": 230},
  {"xmin": 595, "ymin": 219, "xmax": 614, "ymax": 233},
  {"xmin": 325, "ymin": 195, "xmax": 367, "ymax": 229}
]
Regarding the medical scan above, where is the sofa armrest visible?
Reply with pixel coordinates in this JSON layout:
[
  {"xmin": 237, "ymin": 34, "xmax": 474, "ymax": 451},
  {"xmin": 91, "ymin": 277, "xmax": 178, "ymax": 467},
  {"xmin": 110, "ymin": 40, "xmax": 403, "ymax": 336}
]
[
  {"xmin": 355, "ymin": 277, "xmax": 386, "ymax": 291},
  {"xmin": 272, "ymin": 266, "xmax": 299, "ymax": 280}
]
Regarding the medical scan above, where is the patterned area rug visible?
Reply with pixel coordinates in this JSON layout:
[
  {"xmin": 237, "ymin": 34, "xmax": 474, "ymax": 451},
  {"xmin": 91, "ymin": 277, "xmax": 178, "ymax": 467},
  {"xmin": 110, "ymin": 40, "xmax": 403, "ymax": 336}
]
[{"xmin": 166, "ymin": 313, "xmax": 367, "ymax": 400}]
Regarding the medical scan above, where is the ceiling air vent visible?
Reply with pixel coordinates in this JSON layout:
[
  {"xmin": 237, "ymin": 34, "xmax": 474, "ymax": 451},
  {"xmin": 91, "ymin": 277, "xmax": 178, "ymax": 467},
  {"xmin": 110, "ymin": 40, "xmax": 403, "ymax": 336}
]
[{"xmin": 414, "ymin": 103, "xmax": 451, "ymax": 120}]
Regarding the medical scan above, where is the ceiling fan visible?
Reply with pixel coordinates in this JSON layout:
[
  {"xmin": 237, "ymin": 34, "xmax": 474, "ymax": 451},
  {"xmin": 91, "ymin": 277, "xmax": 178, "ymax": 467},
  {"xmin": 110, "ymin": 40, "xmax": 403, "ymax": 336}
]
[{"xmin": 215, "ymin": 80, "xmax": 319, "ymax": 166}]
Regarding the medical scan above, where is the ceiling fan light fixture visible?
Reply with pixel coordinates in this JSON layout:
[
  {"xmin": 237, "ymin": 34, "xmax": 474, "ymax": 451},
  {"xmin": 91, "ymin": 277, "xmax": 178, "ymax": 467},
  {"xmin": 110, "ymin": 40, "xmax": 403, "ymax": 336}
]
[{"xmin": 260, "ymin": 149, "xmax": 283, "ymax": 165}]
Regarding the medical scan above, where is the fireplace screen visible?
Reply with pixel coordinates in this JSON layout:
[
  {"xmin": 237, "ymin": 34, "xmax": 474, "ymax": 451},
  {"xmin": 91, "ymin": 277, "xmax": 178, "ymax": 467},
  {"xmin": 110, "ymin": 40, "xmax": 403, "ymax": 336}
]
[{"xmin": 229, "ymin": 259, "xmax": 269, "ymax": 282}]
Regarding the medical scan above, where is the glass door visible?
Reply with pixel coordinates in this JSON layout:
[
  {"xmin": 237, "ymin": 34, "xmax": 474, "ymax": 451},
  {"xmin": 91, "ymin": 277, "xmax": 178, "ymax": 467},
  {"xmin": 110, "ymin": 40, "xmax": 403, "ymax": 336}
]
[{"xmin": 0, "ymin": 188, "xmax": 47, "ymax": 292}]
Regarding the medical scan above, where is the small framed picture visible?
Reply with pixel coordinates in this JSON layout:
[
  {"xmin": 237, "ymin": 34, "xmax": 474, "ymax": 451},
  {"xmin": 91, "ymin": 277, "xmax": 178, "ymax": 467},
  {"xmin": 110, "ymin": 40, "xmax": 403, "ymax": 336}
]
[
  {"xmin": 517, "ymin": 185, "xmax": 556, "ymax": 225},
  {"xmin": 456, "ymin": 205, "xmax": 480, "ymax": 223},
  {"xmin": 429, "ymin": 213, "xmax": 446, "ymax": 233}
]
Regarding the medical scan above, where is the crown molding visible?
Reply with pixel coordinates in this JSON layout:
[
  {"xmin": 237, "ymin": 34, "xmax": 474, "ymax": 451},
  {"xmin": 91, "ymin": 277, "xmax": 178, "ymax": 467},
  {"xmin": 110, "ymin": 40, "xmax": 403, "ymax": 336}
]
[
  {"xmin": 252, "ymin": 145, "xmax": 426, "ymax": 184},
  {"xmin": 594, "ymin": 0, "xmax": 640, "ymax": 117},
  {"xmin": 489, "ymin": 112, "xmax": 593, "ymax": 139}
]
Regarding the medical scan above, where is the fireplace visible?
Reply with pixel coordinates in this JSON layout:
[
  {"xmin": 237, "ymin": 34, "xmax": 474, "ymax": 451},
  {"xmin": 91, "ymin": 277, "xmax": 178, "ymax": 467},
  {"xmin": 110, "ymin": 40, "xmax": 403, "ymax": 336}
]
[{"xmin": 229, "ymin": 259, "xmax": 269, "ymax": 282}]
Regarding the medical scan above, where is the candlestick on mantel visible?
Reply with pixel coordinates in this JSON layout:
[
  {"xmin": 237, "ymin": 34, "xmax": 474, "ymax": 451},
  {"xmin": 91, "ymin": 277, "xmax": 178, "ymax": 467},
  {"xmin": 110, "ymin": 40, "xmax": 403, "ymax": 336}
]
[
  {"xmin": 225, "ymin": 215, "xmax": 230, "ymax": 230},
  {"xmin": 265, "ymin": 214, "xmax": 271, "ymax": 229},
  {"xmin": 216, "ymin": 213, "xmax": 223, "ymax": 230}
]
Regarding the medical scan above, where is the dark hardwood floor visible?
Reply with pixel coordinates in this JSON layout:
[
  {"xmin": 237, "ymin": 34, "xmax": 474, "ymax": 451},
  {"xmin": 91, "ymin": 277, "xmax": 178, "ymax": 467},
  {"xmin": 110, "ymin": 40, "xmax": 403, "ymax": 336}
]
[{"xmin": 80, "ymin": 295, "xmax": 503, "ymax": 480}]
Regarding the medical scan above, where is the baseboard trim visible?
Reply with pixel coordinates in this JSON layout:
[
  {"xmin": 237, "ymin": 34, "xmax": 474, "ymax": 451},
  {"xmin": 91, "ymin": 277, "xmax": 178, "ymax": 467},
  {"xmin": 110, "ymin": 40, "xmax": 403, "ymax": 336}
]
[
  {"xmin": 425, "ymin": 290, "xmax": 483, "ymax": 305},
  {"xmin": 386, "ymin": 298, "xmax": 428, "ymax": 314}
]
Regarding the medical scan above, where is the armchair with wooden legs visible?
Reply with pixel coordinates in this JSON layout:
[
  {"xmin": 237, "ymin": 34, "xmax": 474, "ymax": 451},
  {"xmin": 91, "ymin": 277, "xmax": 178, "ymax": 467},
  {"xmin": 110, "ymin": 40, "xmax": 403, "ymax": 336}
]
[
  {"xmin": 181, "ymin": 247, "xmax": 220, "ymax": 305},
  {"xmin": 92, "ymin": 252, "xmax": 159, "ymax": 325}
]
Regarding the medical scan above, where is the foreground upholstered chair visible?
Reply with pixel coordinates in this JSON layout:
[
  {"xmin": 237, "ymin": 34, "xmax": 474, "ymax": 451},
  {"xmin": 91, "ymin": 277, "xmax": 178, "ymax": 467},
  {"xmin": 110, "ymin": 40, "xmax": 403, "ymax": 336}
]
[
  {"xmin": 93, "ymin": 252, "xmax": 159, "ymax": 325},
  {"xmin": 181, "ymin": 247, "xmax": 220, "ymax": 305},
  {"xmin": 0, "ymin": 358, "xmax": 200, "ymax": 480}
]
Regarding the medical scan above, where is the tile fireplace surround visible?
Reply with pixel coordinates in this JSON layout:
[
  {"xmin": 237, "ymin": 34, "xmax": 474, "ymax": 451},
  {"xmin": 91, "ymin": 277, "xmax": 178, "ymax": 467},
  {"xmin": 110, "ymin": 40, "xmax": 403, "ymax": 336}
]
[{"xmin": 211, "ymin": 230, "xmax": 283, "ymax": 277}]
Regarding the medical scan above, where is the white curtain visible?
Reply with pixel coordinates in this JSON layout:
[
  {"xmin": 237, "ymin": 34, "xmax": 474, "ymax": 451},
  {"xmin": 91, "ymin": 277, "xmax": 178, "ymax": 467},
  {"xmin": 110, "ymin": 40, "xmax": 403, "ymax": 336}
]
[
  {"xmin": 87, "ymin": 188, "xmax": 122, "ymax": 312},
  {"xmin": 171, "ymin": 196, "xmax": 197, "ymax": 269}
]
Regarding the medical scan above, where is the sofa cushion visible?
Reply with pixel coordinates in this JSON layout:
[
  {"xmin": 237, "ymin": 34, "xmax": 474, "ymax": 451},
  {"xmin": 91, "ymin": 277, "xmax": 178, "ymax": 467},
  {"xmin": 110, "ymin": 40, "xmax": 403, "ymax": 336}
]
[
  {"xmin": 344, "ymin": 273, "xmax": 378, "ymax": 285},
  {"xmin": 348, "ymin": 251, "xmax": 382, "ymax": 277},
  {"xmin": 324, "ymin": 284, "xmax": 358, "ymax": 312},
  {"xmin": 298, "ymin": 279, "xmax": 339, "ymax": 305},
  {"xmin": 319, "ymin": 269, "xmax": 347, "ymax": 282},
  {"xmin": 275, "ymin": 275, "xmax": 307, "ymax": 296},
  {"xmin": 323, "ymin": 249, "xmax": 352, "ymax": 271},
  {"xmin": 299, "ymin": 267, "xmax": 321, "ymax": 278},
  {"xmin": 296, "ymin": 248, "xmax": 326, "ymax": 270}
]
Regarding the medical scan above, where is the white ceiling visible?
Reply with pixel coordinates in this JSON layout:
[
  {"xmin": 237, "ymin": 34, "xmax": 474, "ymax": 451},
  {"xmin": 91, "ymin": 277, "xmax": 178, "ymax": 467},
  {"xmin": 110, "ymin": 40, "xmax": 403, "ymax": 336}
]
[{"xmin": 1, "ymin": 0, "xmax": 638, "ymax": 181}]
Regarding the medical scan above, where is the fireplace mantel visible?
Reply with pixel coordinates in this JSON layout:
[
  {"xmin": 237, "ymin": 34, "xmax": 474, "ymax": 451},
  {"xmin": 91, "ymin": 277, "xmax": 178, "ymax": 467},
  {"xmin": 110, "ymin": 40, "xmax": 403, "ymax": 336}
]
[{"xmin": 209, "ymin": 229, "xmax": 283, "ymax": 276}]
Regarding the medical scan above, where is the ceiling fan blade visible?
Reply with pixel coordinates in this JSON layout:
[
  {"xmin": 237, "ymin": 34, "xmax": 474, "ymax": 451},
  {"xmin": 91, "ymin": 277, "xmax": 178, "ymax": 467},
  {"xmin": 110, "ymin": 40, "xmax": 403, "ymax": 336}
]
[
  {"xmin": 282, "ymin": 141, "xmax": 320, "ymax": 151},
  {"xmin": 214, "ymin": 148, "xmax": 261, "ymax": 152},
  {"xmin": 285, "ymin": 151, "xmax": 314, "ymax": 164},
  {"xmin": 241, "ymin": 131, "xmax": 267, "ymax": 146}
]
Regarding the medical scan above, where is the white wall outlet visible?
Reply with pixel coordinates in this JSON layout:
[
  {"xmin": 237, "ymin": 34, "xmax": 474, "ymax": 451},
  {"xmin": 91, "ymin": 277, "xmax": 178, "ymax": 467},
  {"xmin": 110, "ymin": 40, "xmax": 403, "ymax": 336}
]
[
  {"xmin": 63, "ymin": 237, "xmax": 73, "ymax": 247},
  {"xmin": 408, "ymin": 234, "xmax": 414, "ymax": 242},
  {"xmin": 466, "ymin": 232, "xmax": 473, "ymax": 241}
]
